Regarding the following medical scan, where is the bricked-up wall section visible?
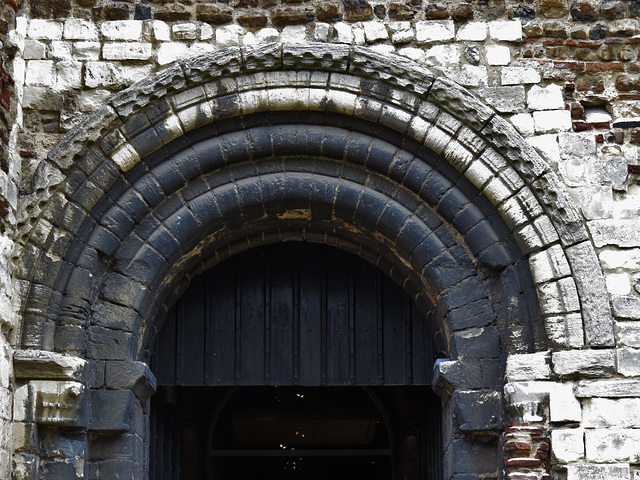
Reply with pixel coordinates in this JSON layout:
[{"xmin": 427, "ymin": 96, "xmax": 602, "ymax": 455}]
[{"xmin": 5, "ymin": 1, "xmax": 640, "ymax": 480}]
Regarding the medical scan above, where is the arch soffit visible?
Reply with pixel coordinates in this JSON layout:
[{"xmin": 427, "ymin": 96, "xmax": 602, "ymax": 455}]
[{"xmin": 17, "ymin": 43, "xmax": 613, "ymax": 349}]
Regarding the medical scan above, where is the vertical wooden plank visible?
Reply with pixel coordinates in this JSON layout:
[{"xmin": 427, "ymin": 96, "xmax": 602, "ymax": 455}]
[
  {"xmin": 382, "ymin": 276, "xmax": 407, "ymax": 385},
  {"xmin": 326, "ymin": 251, "xmax": 351, "ymax": 385},
  {"xmin": 154, "ymin": 307, "xmax": 177, "ymax": 385},
  {"xmin": 269, "ymin": 248, "xmax": 294, "ymax": 385},
  {"xmin": 298, "ymin": 249, "xmax": 322, "ymax": 385},
  {"xmin": 353, "ymin": 258, "xmax": 378, "ymax": 385},
  {"xmin": 411, "ymin": 303, "xmax": 429, "ymax": 385},
  {"xmin": 238, "ymin": 252, "xmax": 266, "ymax": 384},
  {"xmin": 178, "ymin": 278, "xmax": 206, "ymax": 385},
  {"xmin": 208, "ymin": 259, "xmax": 237, "ymax": 385}
]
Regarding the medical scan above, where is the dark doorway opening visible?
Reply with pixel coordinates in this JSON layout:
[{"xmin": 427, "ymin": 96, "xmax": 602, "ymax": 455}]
[
  {"xmin": 150, "ymin": 385, "xmax": 441, "ymax": 480},
  {"xmin": 150, "ymin": 243, "xmax": 442, "ymax": 479}
]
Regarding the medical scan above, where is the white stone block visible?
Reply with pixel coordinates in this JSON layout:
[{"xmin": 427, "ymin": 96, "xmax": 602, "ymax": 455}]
[
  {"xmin": 63, "ymin": 19, "xmax": 98, "ymax": 40},
  {"xmin": 49, "ymin": 40, "xmax": 72, "ymax": 60},
  {"xmin": 488, "ymin": 20, "xmax": 523, "ymax": 41},
  {"xmin": 616, "ymin": 321, "xmax": 640, "ymax": 348},
  {"xmin": 103, "ymin": 42, "xmax": 153, "ymax": 61},
  {"xmin": 590, "ymin": 219, "xmax": 640, "ymax": 248},
  {"xmin": 551, "ymin": 429, "xmax": 584, "ymax": 463},
  {"xmin": 504, "ymin": 381, "xmax": 581, "ymax": 422},
  {"xmin": 510, "ymin": 113, "xmax": 535, "ymax": 136},
  {"xmin": 363, "ymin": 21, "xmax": 388, "ymax": 43},
  {"xmin": 486, "ymin": 45, "xmax": 510, "ymax": 65},
  {"xmin": 456, "ymin": 21, "xmax": 487, "ymax": 41},
  {"xmin": 151, "ymin": 20, "xmax": 171, "ymax": 41},
  {"xmin": 586, "ymin": 429, "xmax": 640, "ymax": 462},
  {"xmin": 157, "ymin": 43, "xmax": 189, "ymax": 66},
  {"xmin": 529, "ymin": 245, "xmax": 571, "ymax": 284},
  {"xmin": 216, "ymin": 25, "xmax": 245, "ymax": 47},
  {"xmin": 54, "ymin": 60, "xmax": 82, "ymax": 91},
  {"xmin": 201, "ymin": 23, "xmax": 214, "ymax": 41},
  {"xmin": 527, "ymin": 134, "xmax": 561, "ymax": 168},
  {"xmin": 73, "ymin": 42, "xmax": 101, "ymax": 61},
  {"xmin": 426, "ymin": 44, "xmax": 460, "ymax": 66},
  {"xmin": 443, "ymin": 65, "xmax": 487, "ymax": 87},
  {"xmin": 332, "ymin": 22, "xmax": 353, "ymax": 44},
  {"xmin": 600, "ymin": 248, "xmax": 640, "ymax": 271},
  {"xmin": 188, "ymin": 42, "xmax": 214, "ymax": 56},
  {"xmin": 571, "ymin": 185, "xmax": 613, "ymax": 220},
  {"xmin": 255, "ymin": 27, "xmax": 279, "ymax": 43},
  {"xmin": 370, "ymin": 44, "xmax": 395, "ymax": 55},
  {"xmin": 389, "ymin": 21, "xmax": 413, "ymax": 43},
  {"xmin": 352, "ymin": 24, "xmax": 365, "ymax": 44},
  {"xmin": 85, "ymin": 62, "xmax": 152, "ymax": 89},
  {"xmin": 617, "ymin": 347, "xmax": 640, "ymax": 377},
  {"xmin": 23, "ymin": 39, "xmax": 46, "ymax": 60},
  {"xmin": 567, "ymin": 464, "xmax": 630, "ymax": 480},
  {"xmin": 585, "ymin": 107, "xmax": 612, "ymax": 123},
  {"xmin": 416, "ymin": 20, "xmax": 455, "ymax": 43},
  {"xmin": 101, "ymin": 21, "xmax": 143, "ymax": 41},
  {"xmin": 552, "ymin": 350, "xmax": 615, "ymax": 378},
  {"xmin": 506, "ymin": 352, "xmax": 551, "ymax": 381},
  {"xmin": 281, "ymin": 25, "xmax": 307, "ymax": 44},
  {"xmin": 314, "ymin": 22, "xmax": 330, "ymax": 42},
  {"xmin": 28, "ymin": 19, "xmax": 63, "ymax": 40},
  {"xmin": 501, "ymin": 67, "xmax": 541, "ymax": 85},
  {"xmin": 527, "ymin": 84, "xmax": 564, "ymax": 110},
  {"xmin": 25, "ymin": 60, "xmax": 54, "ymax": 86},
  {"xmin": 398, "ymin": 47, "xmax": 425, "ymax": 63},
  {"xmin": 533, "ymin": 109, "xmax": 572, "ymax": 133},
  {"xmin": 172, "ymin": 23, "xmax": 198, "ymax": 41},
  {"xmin": 78, "ymin": 89, "xmax": 112, "ymax": 112},
  {"xmin": 606, "ymin": 273, "xmax": 631, "ymax": 295},
  {"xmin": 583, "ymin": 398, "xmax": 640, "ymax": 428}
]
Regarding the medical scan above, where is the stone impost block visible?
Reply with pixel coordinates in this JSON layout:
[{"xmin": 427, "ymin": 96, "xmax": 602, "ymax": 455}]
[
  {"xmin": 416, "ymin": 20, "xmax": 455, "ymax": 43},
  {"xmin": 583, "ymin": 398, "xmax": 640, "ymax": 428},
  {"xmin": 454, "ymin": 389, "xmax": 503, "ymax": 431},
  {"xmin": 14, "ymin": 349, "xmax": 87, "ymax": 382},
  {"xmin": 552, "ymin": 350, "xmax": 615, "ymax": 378},
  {"xmin": 105, "ymin": 361, "xmax": 157, "ymax": 403},
  {"xmin": 90, "ymin": 390, "xmax": 135, "ymax": 432},
  {"xmin": 506, "ymin": 352, "xmax": 551, "ymax": 382},
  {"xmin": 586, "ymin": 429, "xmax": 640, "ymax": 462},
  {"xmin": 551, "ymin": 429, "xmax": 584, "ymax": 463},
  {"xmin": 26, "ymin": 380, "xmax": 89, "ymax": 428}
]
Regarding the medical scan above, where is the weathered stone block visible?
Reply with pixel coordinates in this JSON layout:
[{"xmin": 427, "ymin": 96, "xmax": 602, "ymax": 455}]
[
  {"xmin": 88, "ymin": 327, "xmax": 135, "ymax": 361},
  {"xmin": 456, "ymin": 21, "xmax": 487, "ymax": 41},
  {"xmin": 63, "ymin": 19, "xmax": 98, "ymax": 40},
  {"xmin": 527, "ymin": 84, "xmax": 564, "ymax": 110},
  {"xmin": 551, "ymin": 428, "xmax": 584, "ymax": 463},
  {"xmin": 585, "ymin": 429, "xmax": 640, "ymax": 462},
  {"xmin": 454, "ymin": 389, "xmax": 503, "ymax": 431},
  {"xmin": 89, "ymin": 390, "xmax": 135, "ymax": 432},
  {"xmin": 583, "ymin": 398, "xmax": 640, "ymax": 427},
  {"xmin": 415, "ymin": 20, "xmax": 455, "ymax": 43},
  {"xmin": 488, "ymin": 20, "xmax": 523, "ymax": 41},
  {"xmin": 506, "ymin": 352, "xmax": 551, "ymax": 381},
  {"xmin": 100, "ymin": 20, "xmax": 142, "ymax": 41},
  {"xmin": 617, "ymin": 347, "xmax": 640, "ymax": 376},
  {"xmin": 552, "ymin": 350, "xmax": 615, "ymax": 378},
  {"xmin": 533, "ymin": 109, "xmax": 572, "ymax": 133},
  {"xmin": 14, "ymin": 350, "xmax": 86, "ymax": 381},
  {"xmin": 105, "ymin": 361, "xmax": 156, "ymax": 403},
  {"xmin": 452, "ymin": 438, "xmax": 498, "ymax": 474},
  {"xmin": 102, "ymin": 42, "xmax": 152, "ymax": 61},
  {"xmin": 28, "ymin": 20, "xmax": 63, "ymax": 40}
]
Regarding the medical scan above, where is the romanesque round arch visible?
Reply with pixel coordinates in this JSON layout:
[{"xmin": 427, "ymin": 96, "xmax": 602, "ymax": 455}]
[{"xmin": 11, "ymin": 43, "xmax": 614, "ymax": 479}]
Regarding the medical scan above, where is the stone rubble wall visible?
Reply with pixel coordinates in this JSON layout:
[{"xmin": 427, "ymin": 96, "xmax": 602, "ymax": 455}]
[{"xmin": 4, "ymin": 0, "xmax": 640, "ymax": 479}]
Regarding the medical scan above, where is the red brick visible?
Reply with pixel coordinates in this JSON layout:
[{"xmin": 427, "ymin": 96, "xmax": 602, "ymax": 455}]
[
  {"xmin": 506, "ymin": 458, "xmax": 542, "ymax": 467},
  {"xmin": 586, "ymin": 62, "xmax": 624, "ymax": 71},
  {"xmin": 543, "ymin": 39, "xmax": 565, "ymax": 45},
  {"xmin": 554, "ymin": 61, "xmax": 585, "ymax": 70}
]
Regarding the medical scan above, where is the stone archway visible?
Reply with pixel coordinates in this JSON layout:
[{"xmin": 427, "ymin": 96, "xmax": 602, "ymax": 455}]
[{"xmin": 11, "ymin": 44, "xmax": 613, "ymax": 480}]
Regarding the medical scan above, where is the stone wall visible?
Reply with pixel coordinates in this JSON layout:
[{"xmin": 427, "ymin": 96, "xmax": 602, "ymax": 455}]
[{"xmin": 4, "ymin": 0, "xmax": 640, "ymax": 479}]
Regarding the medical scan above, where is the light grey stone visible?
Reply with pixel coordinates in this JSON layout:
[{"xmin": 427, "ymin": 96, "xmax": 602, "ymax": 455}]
[
  {"xmin": 416, "ymin": 20, "xmax": 455, "ymax": 43},
  {"xmin": 612, "ymin": 295, "xmax": 640, "ymax": 319},
  {"xmin": 363, "ymin": 21, "xmax": 388, "ymax": 43},
  {"xmin": 590, "ymin": 219, "xmax": 640, "ymax": 248},
  {"xmin": 533, "ymin": 109, "xmax": 572, "ymax": 133},
  {"xmin": 585, "ymin": 429, "xmax": 640, "ymax": 462},
  {"xmin": 616, "ymin": 321, "xmax": 640, "ymax": 348},
  {"xmin": 506, "ymin": 352, "xmax": 551, "ymax": 381},
  {"xmin": 456, "ymin": 21, "xmax": 487, "ymax": 41},
  {"xmin": 527, "ymin": 84, "xmax": 564, "ymax": 110},
  {"xmin": 102, "ymin": 42, "xmax": 152, "ymax": 61},
  {"xmin": 583, "ymin": 398, "xmax": 640, "ymax": 428},
  {"xmin": 464, "ymin": 44, "xmax": 480, "ymax": 65},
  {"xmin": 501, "ymin": 66, "xmax": 540, "ymax": 85},
  {"xmin": 552, "ymin": 429, "xmax": 584, "ymax": 463},
  {"xmin": 617, "ymin": 347, "xmax": 640, "ymax": 376},
  {"xmin": 486, "ymin": 45, "xmax": 510, "ymax": 65},
  {"xmin": 552, "ymin": 349, "xmax": 615, "ymax": 378},
  {"xmin": 100, "ymin": 20, "xmax": 142, "ymax": 41},
  {"xmin": 28, "ymin": 19, "xmax": 63, "ymax": 40},
  {"xmin": 23, "ymin": 39, "xmax": 46, "ymax": 59},
  {"xmin": 576, "ymin": 379, "xmax": 640, "ymax": 397},
  {"xmin": 63, "ymin": 19, "xmax": 98, "ymax": 40},
  {"xmin": 567, "ymin": 464, "xmax": 630, "ymax": 480},
  {"xmin": 488, "ymin": 20, "xmax": 522, "ymax": 41}
]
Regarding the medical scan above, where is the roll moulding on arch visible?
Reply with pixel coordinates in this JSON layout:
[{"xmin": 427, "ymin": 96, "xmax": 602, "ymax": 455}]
[{"xmin": 15, "ymin": 43, "xmax": 612, "ymax": 353}]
